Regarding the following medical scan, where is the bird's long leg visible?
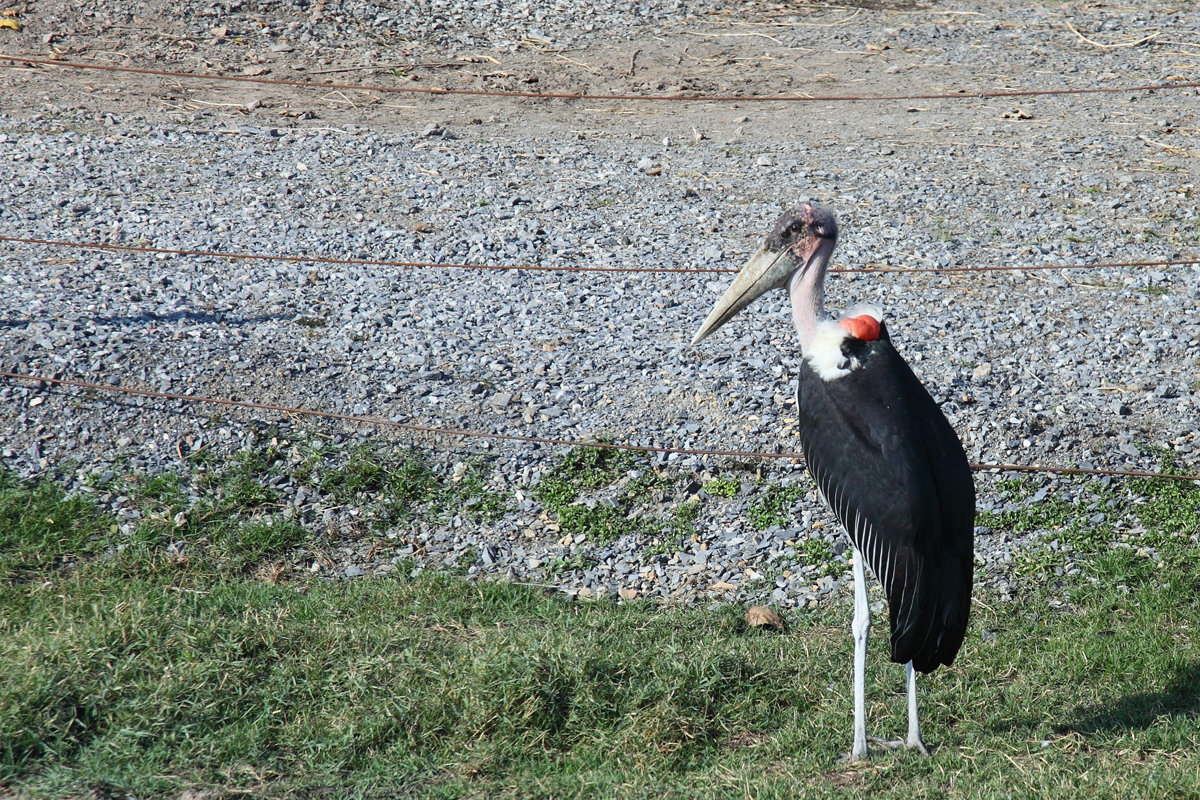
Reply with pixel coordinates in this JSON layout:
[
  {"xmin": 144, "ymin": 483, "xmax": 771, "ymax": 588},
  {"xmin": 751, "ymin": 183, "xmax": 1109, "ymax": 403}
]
[
  {"xmin": 870, "ymin": 662, "xmax": 931, "ymax": 755},
  {"xmin": 904, "ymin": 661, "xmax": 929, "ymax": 754},
  {"xmin": 850, "ymin": 545, "xmax": 870, "ymax": 761}
]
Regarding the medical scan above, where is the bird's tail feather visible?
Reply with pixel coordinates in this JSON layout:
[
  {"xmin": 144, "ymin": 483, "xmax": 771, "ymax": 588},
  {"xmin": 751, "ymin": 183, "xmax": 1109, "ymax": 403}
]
[{"xmin": 889, "ymin": 553, "xmax": 972, "ymax": 673}]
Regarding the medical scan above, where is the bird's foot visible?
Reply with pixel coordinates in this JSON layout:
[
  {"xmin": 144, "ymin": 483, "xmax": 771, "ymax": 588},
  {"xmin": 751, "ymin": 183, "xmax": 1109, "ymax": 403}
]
[
  {"xmin": 868, "ymin": 734, "xmax": 930, "ymax": 757},
  {"xmin": 837, "ymin": 736, "xmax": 872, "ymax": 764},
  {"xmin": 839, "ymin": 734, "xmax": 929, "ymax": 763},
  {"xmin": 837, "ymin": 748, "xmax": 869, "ymax": 765}
]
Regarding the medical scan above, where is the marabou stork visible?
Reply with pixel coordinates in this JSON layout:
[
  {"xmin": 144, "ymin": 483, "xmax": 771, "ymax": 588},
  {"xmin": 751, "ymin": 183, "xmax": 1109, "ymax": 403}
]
[{"xmin": 692, "ymin": 205, "xmax": 975, "ymax": 761}]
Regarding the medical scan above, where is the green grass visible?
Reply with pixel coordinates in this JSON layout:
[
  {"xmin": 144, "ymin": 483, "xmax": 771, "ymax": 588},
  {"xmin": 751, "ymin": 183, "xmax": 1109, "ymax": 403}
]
[
  {"xmin": 0, "ymin": 469, "xmax": 118, "ymax": 583},
  {"xmin": 5, "ymin": 454, "xmax": 1200, "ymax": 798}
]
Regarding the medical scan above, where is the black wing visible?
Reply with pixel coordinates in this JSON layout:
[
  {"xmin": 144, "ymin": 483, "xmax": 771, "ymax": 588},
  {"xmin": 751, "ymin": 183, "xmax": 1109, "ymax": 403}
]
[{"xmin": 796, "ymin": 334, "xmax": 975, "ymax": 673}]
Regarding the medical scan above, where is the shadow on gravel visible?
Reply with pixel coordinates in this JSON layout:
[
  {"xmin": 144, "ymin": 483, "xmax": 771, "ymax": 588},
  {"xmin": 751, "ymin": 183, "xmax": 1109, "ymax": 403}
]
[
  {"xmin": 837, "ymin": 0, "xmax": 920, "ymax": 9},
  {"xmin": 1, "ymin": 309, "xmax": 292, "ymax": 329}
]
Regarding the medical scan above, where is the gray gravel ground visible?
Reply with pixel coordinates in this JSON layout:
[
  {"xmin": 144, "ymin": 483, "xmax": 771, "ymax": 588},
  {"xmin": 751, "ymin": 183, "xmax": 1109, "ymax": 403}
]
[{"xmin": 2, "ymin": 0, "xmax": 1199, "ymax": 609}]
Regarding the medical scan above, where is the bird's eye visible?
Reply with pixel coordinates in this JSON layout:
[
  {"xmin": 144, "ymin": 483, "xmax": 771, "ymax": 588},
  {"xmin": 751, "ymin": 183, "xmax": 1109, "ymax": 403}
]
[{"xmin": 788, "ymin": 221, "xmax": 805, "ymax": 235}]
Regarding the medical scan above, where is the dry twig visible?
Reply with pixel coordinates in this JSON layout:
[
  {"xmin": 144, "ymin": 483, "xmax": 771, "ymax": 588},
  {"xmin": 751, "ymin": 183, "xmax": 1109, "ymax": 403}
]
[{"xmin": 1063, "ymin": 20, "xmax": 1159, "ymax": 50}]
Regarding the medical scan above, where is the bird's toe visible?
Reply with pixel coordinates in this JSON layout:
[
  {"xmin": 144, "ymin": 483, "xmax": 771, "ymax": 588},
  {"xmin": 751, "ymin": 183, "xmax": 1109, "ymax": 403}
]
[
  {"xmin": 868, "ymin": 735, "xmax": 929, "ymax": 756},
  {"xmin": 867, "ymin": 736, "xmax": 904, "ymax": 751}
]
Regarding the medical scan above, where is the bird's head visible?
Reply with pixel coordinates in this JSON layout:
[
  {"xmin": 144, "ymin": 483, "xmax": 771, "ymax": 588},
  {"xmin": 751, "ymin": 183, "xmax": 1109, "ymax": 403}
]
[{"xmin": 691, "ymin": 204, "xmax": 838, "ymax": 345}]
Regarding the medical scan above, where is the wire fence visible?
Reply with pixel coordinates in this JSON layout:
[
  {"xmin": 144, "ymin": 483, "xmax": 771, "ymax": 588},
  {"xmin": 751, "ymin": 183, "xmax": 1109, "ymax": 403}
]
[
  {"xmin": 4, "ymin": 371, "xmax": 1198, "ymax": 483},
  {"xmin": 4, "ymin": 235, "xmax": 1199, "ymax": 277},
  {"xmin": 3, "ymin": 44, "xmax": 1198, "ymax": 489},
  {"xmin": 3, "ymin": 54, "xmax": 1200, "ymax": 104}
]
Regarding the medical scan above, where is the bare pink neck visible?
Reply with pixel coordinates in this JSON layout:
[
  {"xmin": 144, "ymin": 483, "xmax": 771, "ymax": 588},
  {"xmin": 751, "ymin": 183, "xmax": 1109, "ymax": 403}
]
[{"xmin": 789, "ymin": 250, "xmax": 831, "ymax": 352}]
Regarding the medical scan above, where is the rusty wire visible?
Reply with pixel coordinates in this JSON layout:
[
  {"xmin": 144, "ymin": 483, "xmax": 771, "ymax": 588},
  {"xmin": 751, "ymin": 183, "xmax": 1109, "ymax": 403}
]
[
  {"xmin": 3, "ymin": 54, "xmax": 1200, "ymax": 103},
  {"xmin": 4, "ymin": 371, "xmax": 1198, "ymax": 483},
  {"xmin": 4, "ymin": 235, "xmax": 1198, "ymax": 277}
]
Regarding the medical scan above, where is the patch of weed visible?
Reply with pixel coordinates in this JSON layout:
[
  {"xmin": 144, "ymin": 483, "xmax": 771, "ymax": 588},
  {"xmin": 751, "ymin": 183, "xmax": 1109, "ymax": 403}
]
[
  {"xmin": 309, "ymin": 443, "xmax": 507, "ymax": 528},
  {"xmin": 551, "ymin": 446, "xmax": 636, "ymax": 493},
  {"xmin": 440, "ymin": 459, "xmax": 509, "ymax": 524},
  {"xmin": 702, "ymin": 476, "xmax": 740, "ymax": 498},
  {"xmin": 642, "ymin": 537, "xmax": 678, "ymax": 559},
  {"xmin": 796, "ymin": 536, "xmax": 834, "ymax": 565},
  {"xmin": 194, "ymin": 442, "xmax": 286, "ymax": 514},
  {"xmin": 294, "ymin": 316, "xmax": 327, "ymax": 328},
  {"xmin": 545, "ymin": 553, "xmax": 597, "ymax": 575},
  {"xmin": 137, "ymin": 471, "xmax": 186, "ymax": 505},
  {"xmin": 214, "ymin": 518, "xmax": 309, "ymax": 567},
  {"xmin": 532, "ymin": 447, "xmax": 664, "ymax": 545},
  {"xmin": 623, "ymin": 469, "xmax": 672, "ymax": 503},
  {"xmin": 555, "ymin": 503, "xmax": 628, "ymax": 545},
  {"xmin": 1129, "ymin": 453, "xmax": 1200, "ymax": 542},
  {"xmin": 321, "ymin": 443, "xmax": 437, "ymax": 522},
  {"xmin": 670, "ymin": 499, "xmax": 700, "ymax": 538},
  {"xmin": 748, "ymin": 484, "xmax": 806, "ymax": 530}
]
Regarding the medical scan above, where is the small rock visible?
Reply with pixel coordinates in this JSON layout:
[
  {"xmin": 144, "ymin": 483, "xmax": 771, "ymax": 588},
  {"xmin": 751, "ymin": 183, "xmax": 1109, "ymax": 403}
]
[{"xmin": 745, "ymin": 605, "xmax": 785, "ymax": 631}]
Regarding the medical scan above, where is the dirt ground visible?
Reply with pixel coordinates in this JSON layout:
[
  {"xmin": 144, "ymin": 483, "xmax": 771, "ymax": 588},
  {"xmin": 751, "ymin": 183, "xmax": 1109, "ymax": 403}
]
[{"xmin": 3, "ymin": 0, "xmax": 1195, "ymax": 152}]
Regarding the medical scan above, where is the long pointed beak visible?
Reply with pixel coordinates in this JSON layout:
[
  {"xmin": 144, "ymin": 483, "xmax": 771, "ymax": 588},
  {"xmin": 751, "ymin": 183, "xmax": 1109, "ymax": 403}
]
[{"xmin": 691, "ymin": 245, "xmax": 800, "ymax": 345}]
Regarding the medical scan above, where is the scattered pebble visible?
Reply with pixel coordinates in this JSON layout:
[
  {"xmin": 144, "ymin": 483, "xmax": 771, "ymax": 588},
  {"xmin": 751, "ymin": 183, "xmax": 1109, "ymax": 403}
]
[{"xmin": 1, "ymin": 0, "xmax": 1197, "ymax": 614}]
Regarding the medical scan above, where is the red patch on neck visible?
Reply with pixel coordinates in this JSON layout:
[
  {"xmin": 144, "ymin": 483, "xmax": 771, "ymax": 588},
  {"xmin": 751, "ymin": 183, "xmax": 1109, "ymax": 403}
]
[{"xmin": 838, "ymin": 314, "xmax": 881, "ymax": 341}]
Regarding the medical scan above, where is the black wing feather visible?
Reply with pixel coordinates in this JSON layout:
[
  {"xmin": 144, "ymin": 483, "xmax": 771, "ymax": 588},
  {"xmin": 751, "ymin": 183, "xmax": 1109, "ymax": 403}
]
[{"xmin": 796, "ymin": 334, "xmax": 975, "ymax": 673}]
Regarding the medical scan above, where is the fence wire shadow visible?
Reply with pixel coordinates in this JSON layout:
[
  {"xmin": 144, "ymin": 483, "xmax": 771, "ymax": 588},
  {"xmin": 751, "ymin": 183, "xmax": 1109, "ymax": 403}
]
[
  {"xmin": 1, "ymin": 310, "xmax": 291, "ymax": 330},
  {"xmin": 4, "ymin": 54, "xmax": 1200, "ymax": 103}
]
